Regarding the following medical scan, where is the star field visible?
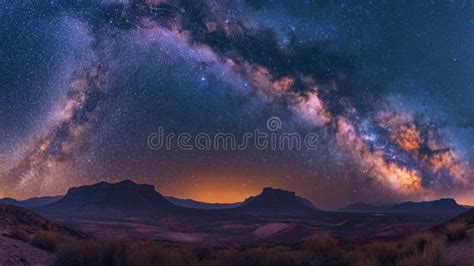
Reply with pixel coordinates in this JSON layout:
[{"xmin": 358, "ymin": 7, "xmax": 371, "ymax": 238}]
[{"xmin": 0, "ymin": 0, "xmax": 473, "ymax": 208}]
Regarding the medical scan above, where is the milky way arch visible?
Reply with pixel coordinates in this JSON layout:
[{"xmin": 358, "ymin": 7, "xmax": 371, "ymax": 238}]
[{"xmin": 0, "ymin": 0, "xmax": 471, "ymax": 200}]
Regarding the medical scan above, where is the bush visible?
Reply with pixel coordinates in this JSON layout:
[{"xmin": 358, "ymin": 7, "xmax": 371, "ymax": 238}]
[
  {"xmin": 194, "ymin": 246, "xmax": 213, "ymax": 261},
  {"xmin": 342, "ymin": 250, "xmax": 377, "ymax": 266},
  {"xmin": 446, "ymin": 222, "xmax": 468, "ymax": 242},
  {"xmin": 57, "ymin": 239, "xmax": 191, "ymax": 266},
  {"xmin": 97, "ymin": 240, "xmax": 128, "ymax": 266},
  {"xmin": 404, "ymin": 232, "xmax": 435, "ymax": 254},
  {"xmin": 364, "ymin": 242, "xmax": 398, "ymax": 265},
  {"xmin": 56, "ymin": 241, "xmax": 100, "ymax": 266},
  {"xmin": 303, "ymin": 235, "xmax": 340, "ymax": 266},
  {"xmin": 56, "ymin": 239, "xmax": 128, "ymax": 266},
  {"xmin": 398, "ymin": 241, "xmax": 441, "ymax": 266},
  {"xmin": 231, "ymin": 247, "xmax": 297, "ymax": 266},
  {"xmin": 32, "ymin": 231, "xmax": 63, "ymax": 252},
  {"xmin": 8, "ymin": 228, "xmax": 29, "ymax": 242},
  {"xmin": 466, "ymin": 215, "xmax": 474, "ymax": 225},
  {"xmin": 127, "ymin": 243, "xmax": 188, "ymax": 266}
]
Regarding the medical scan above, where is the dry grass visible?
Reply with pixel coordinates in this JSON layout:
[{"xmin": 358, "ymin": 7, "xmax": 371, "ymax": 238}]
[
  {"xmin": 193, "ymin": 246, "xmax": 213, "ymax": 262},
  {"xmin": 340, "ymin": 234, "xmax": 440, "ymax": 266},
  {"xmin": 396, "ymin": 231, "xmax": 441, "ymax": 266},
  {"xmin": 404, "ymin": 232, "xmax": 435, "ymax": 254},
  {"xmin": 21, "ymin": 231, "xmax": 448, "ymax": 266},
  {"xmin": 203, "ymin": 245, "xmax": 300, "ymax": 266},
  {"xmin": 8, "ymin": 228, "xmax": 29, "ymax": 242},
  {"xmin": 341, "ymin": 250, "xmax": 377, "ymax": 266},
  {"xmin": 127, "ymin": 242, "xmax": 191, "ymax": 266},
  {"xmin": 302, "ymin": 235, "xmax": 340, "ymax": 265},
  {"xmin": 31, "ymin": 231, "xmax": 64, "ymax": 252},
  {"xmin": 234, "ymin": 248, "xmax": 297, "ymax": 266},
  {"xmin": 364, "ymin": 241, "xmax": 398, "ymax": 265},
  {"xmin": 467, "ymin": 216, "xmax": 474, "ymax": 225},
  {"xmin": 445, "ymin": 222, "xmax": 468, "ymax": 242},
  {"xmin": 56, "ymin": 239, "xmax": 129, "ymax": 266},
  {"xmin": 398, "ymin": 241, "xmax": 441, "ymax": 266},
  {"xmin": 55, "ymin": 238, "xmax": 318, "ymax": 266},
  {"xmin": 56, "ymin": 238, "xmax": 196, "ymax": 266}
]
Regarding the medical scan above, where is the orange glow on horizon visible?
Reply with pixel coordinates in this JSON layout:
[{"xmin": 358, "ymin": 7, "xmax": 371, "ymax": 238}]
[
  {"xmin": 172, "ymin": 182, "xmax": 262, "ymax": 204},
  {"xmin": 157, "ymin": 168, "xmax": 281, "ymax": 204},
  {"xmin": 455, "ymin": 193, "xmax": 474, "ymax": 207},
  {"xmin": 177, "ymin": 190, "xmax": 257, "ymax": 204}
]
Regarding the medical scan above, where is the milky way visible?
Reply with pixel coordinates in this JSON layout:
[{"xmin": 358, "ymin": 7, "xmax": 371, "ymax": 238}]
[{"xmin": 1, "ymin": 0, "xmax": 473, "ymax": 207}]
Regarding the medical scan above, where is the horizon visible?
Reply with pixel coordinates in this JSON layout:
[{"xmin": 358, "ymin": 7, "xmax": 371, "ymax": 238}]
[{"xmin": 2, "ymin": 178, "xmax": 473, "ymax": 208}]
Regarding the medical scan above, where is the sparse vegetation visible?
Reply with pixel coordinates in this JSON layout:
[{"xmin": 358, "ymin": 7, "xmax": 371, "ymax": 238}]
[
  {"xmin": 127, "ymin": 243, "xmax": 188, "ymax": 266},
  {"xmin": 341, "ymin": 249, "xmax": 377, "ymax": 266},
  {"xmin": 47, "ymin": 233, "xmax": 449, "ymax": 266},
  {"xmin": 56, "ymin": 238, "xmax": 129, "ymax": 266},
  {"xmin": 365, "ymin": 242, "xmax": 398, "ymax": 265},
  {"xmin": 56, "ymin": 238, "xmax": 198, "ymax": 266},
  {"xmin": 445, "ymin": 222, "xmax": 468, "ymax": 242},
  {"xmin": 8, "ymin": 228, "xmax": 29, "ymax": 242},
  {"xmin": 193, "ymin": 246, "xmax": 213, "ymax": 262},
  {"xmin": 303, "ymin": 235, "xmax": 340, "ymax": 265},
  {"xmin": 32, "ymin": 231, "xmax": 64, "ymax": 252},
  {"xmin": 398, "ymin": 232, "xmax": 441, "ymax": 266},
  {"xmin": 468, "ymin": 216, "xmax": 474, "ymax": 225},
  {"xmin": 225, "ymin": 247, "xmax": 297, "ymax": 266},
  {"xmin": 404, "ymin": 232, "xmax": 435, "ymax": 254},
  {"xmin": 398, "ymin": 241, "xmax": 441, "ymax": 266}
]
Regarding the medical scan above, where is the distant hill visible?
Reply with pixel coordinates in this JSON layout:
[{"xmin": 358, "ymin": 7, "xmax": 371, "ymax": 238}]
[
  {"xmin": 0, "ymin": 196, "xmax": 62, "ymax": 207},
  {"xmin": 38, "ymin": 181, "xmax": 320, "ymax": 218},
  {"xmin": 0, "ymin": 202, "xmax": 80, "ymax": 237},
  {"xmin": 340, "ymin": 202, "xmax": 381, "ymax": 213},
  {"xmin": 0, "ymin": 203, "xmax": 80, "ymax": 265},
  {"xmin": 165, "ymin": 188, "xmax": 317, "ymax": 211},
  {"xmin": 236, "ymin": 187, "xmax": 317, "ymax": 215},
  {"xmin": 0, "ymin": 198, "xmax": 18, "ymax": 205},
  {"xmin": 41, "ymin": 180, "xmax": 178, "ymax": 216},
  {"xmin": 164, "ymin": 196, "xmax": 242, "ymax": 209},
  {"xmin": 341, "ymin": 198, "xmax": 467, "ymax": 214},
  {"xmin": 433, "ymin": 207, "xmax": 474, "ymax": 231}
]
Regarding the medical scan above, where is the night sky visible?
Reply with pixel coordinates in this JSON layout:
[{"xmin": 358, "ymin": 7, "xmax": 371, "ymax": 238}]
[{"xmin": 1, "ymin": 0, "xmax": 473, "ymax": 208}]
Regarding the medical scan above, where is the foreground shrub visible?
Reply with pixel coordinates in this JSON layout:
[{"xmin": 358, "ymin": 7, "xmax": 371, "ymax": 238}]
[
  {"xmin": 210, "ymin": 245, "xmax": 304, "ymax": 266},
  {"xmin": 404, "ymin": 232, "xmax": 435, "ymax": 254},
  {"xmin": 364, "ymin": 242, "xmax": 398, "ymax": 265},
  {"xmin": 446, "ymin": 222, "xmax": 468, "ymax": 242},
  {"xmin": 236, "ymin": 248, "xmax": 297, "ymax": 266},
  {"xmin": 32, "ymin": 231, "xmax": 63, "ymax": 252},
  {"xmin": 342, "ymin": 250, "xmax": 377, "ymax": 266},
  {"xmin": 57, "ymin": 239, "xmax": 191, "ymax": 266},
  {"xmin": 193, "ymin": 246, "xmax": 213, "ymax": 261},
  {"xmin": 57, "ymin": 239, "xmax": 128, "ymax": 266},
  {"xmin": 467, "ymin": 216, "xmax": 474, "ymax": 225},
  {"xmin": 127, "ymin": 243, "xmax": 189, "ymax": 266},
  {"xmin": 8, "ymin": 228, "xmax": 29, "ymax": 242},
  {"xmin": 398, "ymin": 241, "xmax": 441, "ymax": 266},
  {"xmin": 302, "ymin": 235, "xmax": 340, "ymax": 265}
]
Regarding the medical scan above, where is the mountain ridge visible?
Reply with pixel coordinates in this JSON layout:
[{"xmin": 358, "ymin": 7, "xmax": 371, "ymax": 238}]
[
  {"xmin": 38, "ymin": 181, "xmax": 318, "ymax": 217},
  {"xmin": 235, "ymin": 187, "xmax": 318, "ymax": 215},
  {"xmin": 0, "ymin": 196, "xmax": 63, "ymax": 207},
  {"xmin": 340, "ymin": 198, "xmax": 467, "ymax": 214},
  {"xmin": 41, "ymin": 180, "xmax": 178, "ymax": 216}
]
